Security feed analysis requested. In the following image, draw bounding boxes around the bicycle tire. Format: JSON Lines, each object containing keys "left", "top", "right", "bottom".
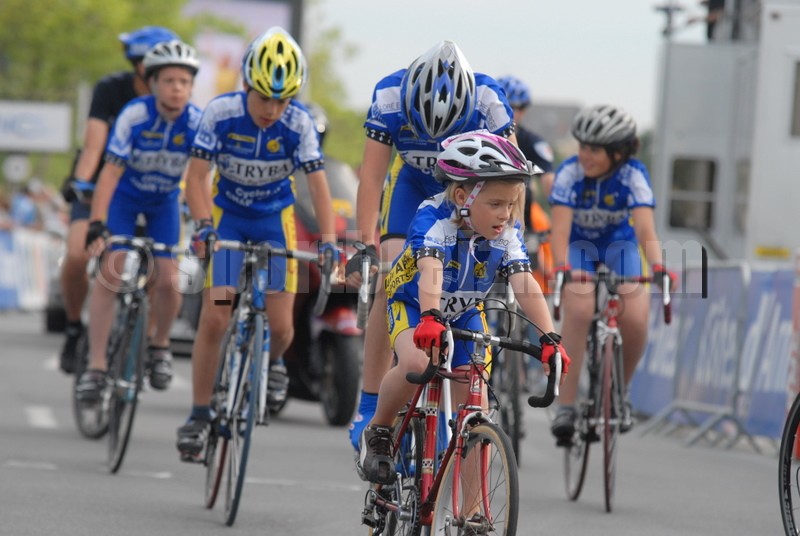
{"left": 432, "top": 422, "right": 519, "bottom": 536}
{"left": 564, "top": 326, "right": 597, "bottom": 502}
{"left": 72, "top": 332, "right": 109, "bottom": 439}
{"left": 601, "top": 336, "right": 622, "bottom": 513}
{"left": 205, "top": 325, "right": 235, "bottom": 509}
{"left": 319, "top": 332, "right": 362, "bottom": 426}
{"left": 223, "top": 312, "right": 264, "bottom": 526}
{"left": 779, "top": 392, "right": 800, "bottom": 535}
{"left": 494, "top": 349, "right": 524, "bottom": 466}
{"left": 107, "top": 298, "right": 147, "bottom": 474}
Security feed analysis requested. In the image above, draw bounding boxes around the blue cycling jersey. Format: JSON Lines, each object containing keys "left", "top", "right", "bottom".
{"left": 364, "top": 70, "right": 514, "bottom": 177}
{"left": 190, "top": 92, "right": 323, "bottom": 217}
{"left": 549, "top": 157, "right": 655, "bottom": 245}
{"left": 105, "top": 95, "right": 202, "bottom": 202}
{"left": 385, "top": 193, "right": 531, "bottom": 318}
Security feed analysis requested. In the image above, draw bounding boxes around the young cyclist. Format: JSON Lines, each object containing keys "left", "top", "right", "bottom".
{"left": 59, "top": 26, "right": 179, "bottom": 375}
{"left": 548, "top": 104, "right": 675, "bottom": 443}
{"left": 356, "top": 130, "right": 570, "bottom": 484}
{"left": 77, "top": 40, "right": 202, "bottom": 400}
{"left": 344, "top": 40, "right": 518, "bottom": 452}
{"left": 176, "top": 27, "right": 340, "bottom": 461}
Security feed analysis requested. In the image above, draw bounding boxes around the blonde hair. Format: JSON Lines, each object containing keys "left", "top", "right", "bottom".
{"left": 444, "top": 180, "right": 526, "bottom": 232}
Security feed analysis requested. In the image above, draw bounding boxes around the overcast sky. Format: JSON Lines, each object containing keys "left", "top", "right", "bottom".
{"left": 305, "top": 0, "right": 709, "bottom": 130}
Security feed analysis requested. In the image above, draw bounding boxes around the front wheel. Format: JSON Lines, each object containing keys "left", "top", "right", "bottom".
{"left": 432, "top": 422, "right": 519, "bottom": 536}
{"left": 223, "top": 313, "right": 264, "bottom": 527}
{"left": 601, "top": 337, "right": 623, "bottom": 513}
{"left": 107, "top": 299, "right": 147, "bottom": 474}
{"left": 319, "top": 332, "right": 362, "bottom": 426}
{"left": 205, "top": 324, "right": 235, "bottom": 509}
{"left": 779, "top": 392, "right": 800, "bottom": 535}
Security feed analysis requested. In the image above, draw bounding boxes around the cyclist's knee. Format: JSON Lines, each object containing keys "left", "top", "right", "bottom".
{"left": 269, "top": 322, "right": 294, "bottom": 348}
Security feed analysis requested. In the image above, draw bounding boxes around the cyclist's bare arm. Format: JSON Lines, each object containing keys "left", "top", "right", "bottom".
{"left": 306, "top": 168, "right": 337, "bottom": 244}
{"left": 89, "top": 161, "right": 124, "bottom": 223}
{"left": 183, "top": 156, "right": 214, "bottom": 222}
{"left": 74, "top": 118, "right": 110, "bottom": 180}
{"left": 549, "top": 205, "right": 574, "bottom": 267}
{"left": 355, "top": 138, "right": 392, "bottom": 246}
{"left": 631, "top": 206, "right": 663, "bottom": 266}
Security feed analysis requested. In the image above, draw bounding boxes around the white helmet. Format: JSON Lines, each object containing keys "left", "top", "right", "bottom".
{"left": 571, "top": 104, "right": 637, "bottom": 146}
{"left": 434, "top": 130, "right": 535, "bottom": 184}
{"left": 401, "top": 41, "right": 476, "bottom": 140}
{"left": 143, "top": 40, "right": 200, "bottom": 79}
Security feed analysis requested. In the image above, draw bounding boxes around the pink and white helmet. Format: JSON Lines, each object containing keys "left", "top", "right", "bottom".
{"left": 433, "top": 130, "right": 536, "bottom": 184}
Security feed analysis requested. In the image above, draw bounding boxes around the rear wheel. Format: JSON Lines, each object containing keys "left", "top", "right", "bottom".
{"left": 601, "top": 337, "right": 622, "bottom": 512}
{"left": 107, "top": 299, "right": 147, "bottom": 474}
{"left": 223, "top": 313, "right": 263, "bottom": 526}
{"left": 433, "top": 422, "right": 518, "bottom": 536}
{"left": 779, "top": 392, "right": 800, "bottom": 535}
{"left": 564, "top": 405, "right": 591, "bottom": 501}
{"left": 319, "top": 332, "right": 362, "bottom": 426}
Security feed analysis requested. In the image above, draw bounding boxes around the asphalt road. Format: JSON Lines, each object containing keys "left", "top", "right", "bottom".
{"left": 0, "top": 311, "right": 782, "bottom": 535}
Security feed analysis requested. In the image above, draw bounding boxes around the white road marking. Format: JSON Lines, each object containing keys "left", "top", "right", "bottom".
{"left": 43, "top": 354, "right": 59, "bottom": 372}
{"left": 124, "top": 470, "right": 173, "bottom": 479}
{"left": 25, "top": 405, "right": 58, "bottom": 429}
{"left": 4, "top": 460, "right": 57, "bottom": 471}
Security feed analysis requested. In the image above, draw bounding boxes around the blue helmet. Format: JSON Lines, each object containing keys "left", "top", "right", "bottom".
{"left": 119, "top": 26, "right": 179, "bottom": 61}
{"left": 496, "top": 76, "right": 531, "bottom": 109}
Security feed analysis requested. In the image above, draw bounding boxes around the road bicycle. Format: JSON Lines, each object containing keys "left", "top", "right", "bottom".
{"left": 73, "top": 235, "right": 179, "bottom": 473}
{"left": 360, "top": 319, "right": 562, "bottom": 536}
{"left": 554, "top": 264, "right": 671, "bottom": 512}
{"left": 201, "top": 238, "right": 333, "bottom": 526}
{"left": 779, "top": 391, "right": 800, "bottom": 534}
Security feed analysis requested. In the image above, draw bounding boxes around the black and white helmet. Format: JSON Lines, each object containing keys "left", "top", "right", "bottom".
{"left": 143, "top": 40, "right": 200, "bottom": 79}
{"left": 571, "top": 104, "right": 636, "bottom": 146}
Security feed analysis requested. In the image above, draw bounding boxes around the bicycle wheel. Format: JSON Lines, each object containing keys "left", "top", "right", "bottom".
{"left": 601, "top": 336, "right": 622, "bottom": 512}
{"left": 494, "top": 349, "right": 523, "bottom": 466}
{"left": 564, "top": 405, "right": 591, "bottom": 501}
{"left": 205, "top": 324, "right": 235, "bottom": 509}
{"left": 779, "top": 392, "right": 800, "bottom": 535}
{"left": 223, "top": 313, "right": 264, "bottom": 526}
{"left": 432, "top": 422, "right": 518, "bottom": 536}
{"left": 107, "top": 298, "right": 147, "bottom": 474}
{"left": 72, "top": 332, "right": 109, "bottom": 439}
{"left": 382, "top": 416, "right": 424, "bottom": 536}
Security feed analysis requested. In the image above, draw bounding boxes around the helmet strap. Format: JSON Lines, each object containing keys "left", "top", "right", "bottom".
{"left": 458, "top": 180, "right": 485, "bottom": 231}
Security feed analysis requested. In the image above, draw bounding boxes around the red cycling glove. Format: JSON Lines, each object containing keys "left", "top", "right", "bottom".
{"left": 652, "top": 263, "right": 678, "bottom": 291}
{"left": 539, "top": 332, "right": 571, "bottom": 376}
{"left": 413, "top": 309, "right": 447, "bottom": 354}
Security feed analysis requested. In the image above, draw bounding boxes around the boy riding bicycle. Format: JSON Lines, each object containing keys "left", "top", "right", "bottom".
{"left": 356, "top": 130, "right": 570, "bottom": 485}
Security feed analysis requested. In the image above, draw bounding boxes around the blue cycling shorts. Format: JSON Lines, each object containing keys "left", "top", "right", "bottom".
{"left": 386, "top": 300, "right": 491, "bottom": 369}
{"left": 207, "top": 204, "right": 298, "bottom": 292}
{"left": 379, "top": 156, "right": 445, "bottom": 242}
{"left": 568, "top": 239, "right": 644, "bottom": 277}
{"left": 106, "top": 191, "right": 180, "bottom": 258}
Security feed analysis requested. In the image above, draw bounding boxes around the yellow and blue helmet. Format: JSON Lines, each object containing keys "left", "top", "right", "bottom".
{"left": 241, "top": 27, "right": 306, "bottom": 99}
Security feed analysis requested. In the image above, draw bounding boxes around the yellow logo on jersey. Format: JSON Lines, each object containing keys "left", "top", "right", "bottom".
{"left": 474, "top": 261, "right": 487, "bottom": 278}
{"left": 446, "top": 260, "right": 460, "bottom": 270}
{"left": 172, "top": 133, "right": 185, "bottom": 146}
{"left": 604, "top": 193, "right": 616, "bottom": 207}
{"left": 141, "top": 130, "right": 164, "bottom": 139}
{"left": 384, "top": 247, "right": 417, "bottom": 300}
{"left": 267, "top": 138, "right": 282, "bottom": 153}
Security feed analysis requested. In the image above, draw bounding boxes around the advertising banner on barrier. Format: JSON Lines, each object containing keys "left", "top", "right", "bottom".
{"left": 0, "top": 231, "right": 18, "bottom": 309}
{"left": 740, "top": 269, "right": 794, "bottom": 438}
{"left": 674, "top": 265, "right": 745, "bottom": 409}
{"left": 630, "top": 291, "right": 683, "bottom": 416}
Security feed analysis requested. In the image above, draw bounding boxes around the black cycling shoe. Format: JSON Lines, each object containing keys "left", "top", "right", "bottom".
{"left": 147, "top": 346, "right": 173, "bottom": 391}
{"left": 357, "top": 424, "right": 396, "bottom": 485}
{"left": 60, "top": 321, "right": 84, "bottom": 374}
{"left": 551, "top": 406, "right": 577, "bottom": 447}
{"left": 176, "top": 419, "right": 210, "bottom": 462}
{"left": 76, "top": 369, "right": 107, "bottom": 403}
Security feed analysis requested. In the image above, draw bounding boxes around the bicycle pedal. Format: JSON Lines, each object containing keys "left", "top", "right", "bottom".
{"left": 179, "top": 452, "right": 204, "bottom": 464}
